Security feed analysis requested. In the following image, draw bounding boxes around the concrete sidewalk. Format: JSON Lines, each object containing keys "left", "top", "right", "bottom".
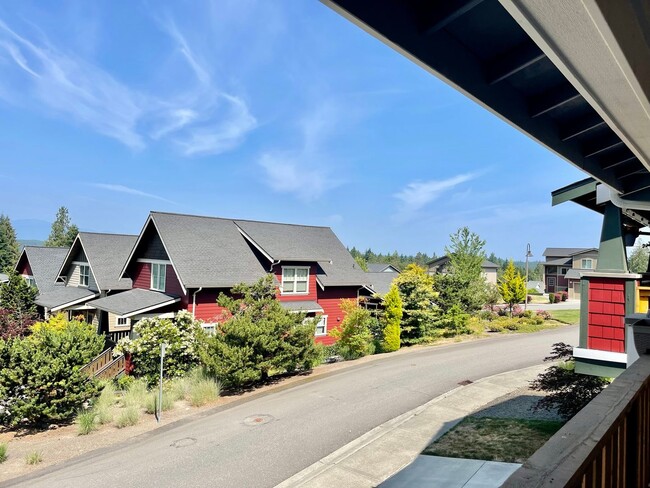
{"left": 276, "top": 364, "right": 547, "bottom": 488}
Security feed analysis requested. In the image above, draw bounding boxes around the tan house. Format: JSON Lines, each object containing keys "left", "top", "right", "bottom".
{"left": 426, "top": 256, "right": 499, "bottom": 284}
{"left": 543, "top": 247, "right": 599, "bottom": 299}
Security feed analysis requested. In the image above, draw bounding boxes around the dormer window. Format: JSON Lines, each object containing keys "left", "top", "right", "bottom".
{"left": 151, "top": 263, "right": 167, "bottom": 291}
{"left": 79, "top": 265, "right": 90, "bottom": 287}
{"left": 282, "top": 266, "right": 309, "bottom": 295}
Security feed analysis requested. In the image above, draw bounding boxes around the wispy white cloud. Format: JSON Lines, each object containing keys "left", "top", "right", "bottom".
{"left": 394, "top": 173, "right": 477, "bottom": 217}
{"left": 91, "top": 183, "right": 177, "bottom": 204}
{"left": 0, "top": 15, "right": 256, "bottom": 156}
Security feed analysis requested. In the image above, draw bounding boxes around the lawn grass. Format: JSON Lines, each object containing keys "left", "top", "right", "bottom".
{"left": 549, "top": 309, "right": 580, "bottom": 324}
{"left": 423, "top": 417, "right": 564, "bottom": 463}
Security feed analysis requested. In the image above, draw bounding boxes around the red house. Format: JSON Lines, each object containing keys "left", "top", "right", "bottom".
{"left": 87, "top": 211, "right": 373, "bottom": 344}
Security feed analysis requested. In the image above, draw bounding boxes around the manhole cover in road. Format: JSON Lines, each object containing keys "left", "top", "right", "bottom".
{"left": 458, "top": 380, "right": 473, "bottom": 386}
{"left": 171, "top": 437, "right": 197, "bottom": 448}
{"left": 243, "top": 414, "right": 275, "bottom": 426}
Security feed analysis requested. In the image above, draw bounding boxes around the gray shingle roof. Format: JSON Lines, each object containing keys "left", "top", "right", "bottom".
{"left": 35, "top": 286, "right": 97, "bottom": 310}
{"left": 482, "top": 260, "right": 499, "bottom": 269}
{"left": 544, "top": 258, "right": 572, "bottom": 266}
{"left": 367, "top": 263, "right": 400, "bottom": 273}
{"left": 428, "top": 256, "right": 499, "bottom": 270}
{"left": 279, "top": 300, "right": 324, "bottom": 313}
{"left": 18, "top": 246, "right": 69, "bottom": 293}
{"left": 366, "top": 272, "right": 397, "bottom": 296}
{"left": 542, "top": 247, "right": 598, "bottom": 257}
{"left": 141, "top": 212, "right": 370, "bottom": 289}
{"left": 78, "top": 233, "right": 137, "bottom": 291}
{"left": 87, "top": 288, "right": 180, "bottom": 317}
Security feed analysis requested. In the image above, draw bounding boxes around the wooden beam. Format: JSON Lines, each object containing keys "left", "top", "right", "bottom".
{"left": 486, "top": 42, "right": 546, "bottom": 85}
{"left": 423, "top": 0, "right": 485, "bottom": 36}
{"left": 601, "top": 154, "right": 637, "bottom": 170}
{"left": 584, "top": 140, "right": 625, "bottom": 158}
{"left": 530, "top": 84, "right": 582, "bottom": 118}
{"left": 559, "top": 114, "right": 607, "bottom": 141}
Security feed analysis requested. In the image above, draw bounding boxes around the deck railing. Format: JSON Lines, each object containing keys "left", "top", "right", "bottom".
{"left": 503, "top": 355, "right": 650, "bottom": 487}
{"left": 95, "top": 355, "right": 125, "bottom": 380}
{"left": 79, "top": 348, "right": 113, "bottom": 377}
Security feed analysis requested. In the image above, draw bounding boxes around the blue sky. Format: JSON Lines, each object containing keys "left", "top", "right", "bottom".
{"left": 0, "top": 0, "right": 601, "bottom": 259}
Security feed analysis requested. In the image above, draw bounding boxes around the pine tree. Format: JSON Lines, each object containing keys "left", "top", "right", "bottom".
{"left": 0, "top": 214, "right": 20, "bottom": 273}
{"left": 393, "top": 264, "right": 440, "bottom": 344}
{"left": 628, "top": 245, "right": 650, "bottom": 274}
{"left": 0, "top": 271, "right": 38, "bottom": 338}
{"left": 499, "top": 260, "right": 526, "bottom": 315}
{"left": 45, "top": 207, "right": 79, "bottom": 248}
{"left": 381, "top": 284, "right": 402, "bottom": 352}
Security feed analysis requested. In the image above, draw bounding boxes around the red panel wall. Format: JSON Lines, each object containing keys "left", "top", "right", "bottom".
{"left": 587, "top": 278, "right": 626, "bottom": 353}
{"left": 316, "top": 286, "right": 358, "bottom": 345}
{"left": 132, "top": 262, "right": 151, "bottom": 290}
{"left": 187, "top": 289, "right": 230, "bottom": 322}
{"left": 133, "top": 262, "right": 188, "bottom": 306}
{"left": 17, "top": 258, "right": 33, "bottom": 276}
{"left": 273, "top": 262, "right": 318, "bottom": 302}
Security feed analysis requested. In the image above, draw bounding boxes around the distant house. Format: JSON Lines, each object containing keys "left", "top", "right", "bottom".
{"left": 15, "top": 246, "right": 70, "bottom": 315}
{"left": 87, "top": 212, "right": 373, "bottom": 345}
{"left": 527, "top": 281, "right": 544, "bottom": 294}
{"left": 542, "top": 247, "right": 599, "bottom": 299}
{"left": 39, "top": 233, "right": 138, "bottom": 329}
{"left": 366, "top": 263, "right": 400, "bottom": 296}
{"left": 426, "top": 256, "right": 499, "bottom": 284}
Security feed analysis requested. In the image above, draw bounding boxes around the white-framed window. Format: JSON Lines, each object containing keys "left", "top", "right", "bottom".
{"left": 201, "top": 323, "right": 217, "bottom": 335}
{"left": 79, "top": 265, "right": 90, "bottom": 287}
{"left": 281, "top": 266, "right": 309, "bottom": 295}
{"left": 560, "top": 267, "right": 569, "bottom": 275}
{"left": 315, "top": 315, "right": 328, "bottom": 336}
{"left": 548, "top": 277, "right": 556, "bottom": 287}
{"left": 23, "top": 275, "right": 36, "bottom": 288}
{"left": 151, "top": 263, "right": 166, "bottom": 291}
{"left": 581, "top": 259, "right": 593, "bottom": 269}
{"left": 116, "top": 317, "right": 130, "bottom": 327}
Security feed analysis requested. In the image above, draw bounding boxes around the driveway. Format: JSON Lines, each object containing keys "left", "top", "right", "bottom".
{"left": 529, "top": 299, "right": 580, "bottom": 311}
{"left": 5, "top": 326, "right": 578, "bottom": 488}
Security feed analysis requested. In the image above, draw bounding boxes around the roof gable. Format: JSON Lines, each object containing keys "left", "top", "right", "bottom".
{"left": 17, "top": 246, "right": 69, "bottom": 293}
{"left": 542, "top": 247, "right": 598, "bottom": 258}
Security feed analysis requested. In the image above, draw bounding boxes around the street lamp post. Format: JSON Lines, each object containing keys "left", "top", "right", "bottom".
{"left": 525, "top": 244, "right": 533, "bottom": 311}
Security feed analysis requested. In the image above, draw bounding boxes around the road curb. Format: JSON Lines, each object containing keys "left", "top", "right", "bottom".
{"left": 275, "top": 363, "right": 548, "bottom": 488}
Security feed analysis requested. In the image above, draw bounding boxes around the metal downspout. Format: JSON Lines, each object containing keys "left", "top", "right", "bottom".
{"left": 192, "top": 287, "right": 203, "bottom": 318}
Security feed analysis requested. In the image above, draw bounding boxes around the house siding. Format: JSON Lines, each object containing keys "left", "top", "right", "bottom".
{"left": 188, "top": 289, "right": 230, "bottom": 322}
{"left": 17, "top": 258, "right": 33, "bottom": 277}
{"left": 132, "top": 262, "right": 151, "bottom": 289}
{"left": 67, "top": 262, "right": 98, "bottom": 291}
{"left": 316, "top": 286, "right": 359, "bottom": 345}
{"left": 273, "top": 262, "right": 318, "bottom": 302}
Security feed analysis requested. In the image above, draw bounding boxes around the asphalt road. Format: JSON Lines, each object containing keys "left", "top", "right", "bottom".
{"left": 7, "top": 326, "right": 578, "bottom": 488}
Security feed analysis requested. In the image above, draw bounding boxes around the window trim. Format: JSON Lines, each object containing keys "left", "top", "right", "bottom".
{"left": 315, "top": 315, "right": 328, "bottom": 336}
{"left": 581, "top": 258, "right": 593, "bottom": 269}
{"left": 560, "top": 267, "right": 569, "bottom": 275}
{"left": 79, "top": 264, "right": 90, "bottom": 287}
{"left": 151, "top": 262, "right": 167, "bottom": 292}
{"left": 116, "top": 317, "right": 130, "bottom": 328}
{"left": 281, "top": 266, "right": 310, "bottom": 295}
{"left": 548, "top": 277, "right": 556, "bottom": 287}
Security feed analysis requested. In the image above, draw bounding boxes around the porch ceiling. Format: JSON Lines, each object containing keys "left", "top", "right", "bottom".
{"left": 321, "top": 0, "right": 650, "bottom": 197}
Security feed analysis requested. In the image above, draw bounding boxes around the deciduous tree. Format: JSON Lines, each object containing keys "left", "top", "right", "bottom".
{"left": 498, "top": 260, "right": 526, "bottom": 316}
{"left": 628, "top": 245, "right": 649, "bottom": 274}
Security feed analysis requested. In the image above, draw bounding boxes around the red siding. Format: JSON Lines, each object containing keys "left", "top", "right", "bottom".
{"left": 165, "top": 264, "right": 187, "bottom": 306}
{"left": 18, "top": 258, "right": 33, "bottom": 276}
{"left": 188, "top": 289, "right": 230, "bottom": 322}
{"left": 132, "top": 262, "right": 151, "bottom": 290}
{"left": 132, "top": 262, "right": 188, "bottom": 306}
{"left": 273, "top": 263, "right": 319, "bottom": 302}
{"left": 587, "top": 278, "right": 626, "bottom": 353}
{"left": 316, "top": 286, "right": 359, "bottom": 345}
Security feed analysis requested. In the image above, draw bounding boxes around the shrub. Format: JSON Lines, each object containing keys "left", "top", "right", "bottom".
{"left": 114, "top": 375, "right": 134, "bottom": 391}
{"left": 380, "top": 285, "right": 402, "bottom": 352}
{"left": 536, "top": 310, "right": 552, "bottom": 320}
{"left": 531, "top": 343, "right": 609, "bottom": 420}
{"left": 560, "top": 291, "right": 568, "bottom": 302}
{"left": 549, "top": 293, "right": 555, "bottom": 304}
{"left": 440, "top": 305, "right": 471, "bottom": 336}
{"left": 145, "top": 391, "right": 175, "bottom": 414}
{"left": 25, "top": 451, "right": 42, "bottom": 465}
{"left": 520, "top": 310, "right": 533, "bottom": 319}
{"left": 477, "top": 309, "right": 497, "bottom": 321}
{"left": 0, "top": 319, "right": 104, "bottom": 427}
{"left": 511, "top": 304, "right": 523, "bottom": 317}
{"left": 0, "top": 443, "right": 6, "bottom": 463}
{"left": 116, "top": 406, "right": 140, "bottom": 428}
{"left": 122, "top": 379, "right": 148, "bottom": 409}
{"left": 115, "top": 311, "right": 204, "bottom": 385}
{"left": 483, "top": 283, "right": 501, "bottom": 307}
{"left": 201, "top": 275, "right": 319, "bottom": 388}
{"left": 486, "top": 322, "right": 505, "bottom": 333}
{"left": 499, "top": 260, "right": 526, "bottom": 315}
{"left": 329, "top": 299, "right": 374, "bottom": 359}
{"left": 76, "top": 409, "right": 98, "bottom": 435}
{"left": 527, "top": 288, "right": 541, "bottom": 295}
{"left": 188, "top": 376, "right": 221, "bottom": 407}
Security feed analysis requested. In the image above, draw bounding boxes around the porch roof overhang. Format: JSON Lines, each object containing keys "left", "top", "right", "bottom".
{"left": 322, "top": 0, "right": 650, "bottom": 196}
{"left": 86, "top": 288, "right": 181, "bottom": 318}
{"left": 35, "top": 286, "right": 99, "bottom": 312}
{"left": 280, "top": 300, "right": 324, "bottom": 313}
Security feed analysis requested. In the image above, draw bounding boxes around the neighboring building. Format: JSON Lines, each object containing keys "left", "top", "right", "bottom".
{"left": 88, "top": 212, "right": 373, "bottom": 345}
{"left": 366, "top": 263, "right": 400, "bottom": 296}
{"left": 14, "top": 246, "right": 70, "bottom": 315}
{"left": 0, "top": 273, "right": 8, "bottom": 283}
{"left": 542, "top": 247, "right": 599, "bottom": 298}
{"left": 37, "top": 233, "right": 138, "bottom": 330}
{"left": 426, "top": 256, "right": 499, "bottom": 285}
{"left": 366, "top": 263, "right": 400, "bottom": 274}
{"left": 527, "top": 281, "right": 544, "bottom": 294}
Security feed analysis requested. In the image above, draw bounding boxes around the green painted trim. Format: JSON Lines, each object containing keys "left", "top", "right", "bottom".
{"left": 575, "top": 358, "right": 625, "bottom": 378}
{"left": 625, "top": 280, "right": 637, "bottom": 316}
{"left": 596, "top": 203, "right": 629, "bottom": 273}
{"left": 551, "top": 178, "right": 597, "bottom": 206}
{"left": 579, "top": 278, "right": 589, "bottom": 348}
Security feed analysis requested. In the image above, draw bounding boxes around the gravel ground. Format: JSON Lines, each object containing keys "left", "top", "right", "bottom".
{"left": 471, "top": 386, "right": 563, "bottom": 422}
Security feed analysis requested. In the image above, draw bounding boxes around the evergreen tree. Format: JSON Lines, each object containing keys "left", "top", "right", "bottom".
{"left": 0, "top": 271, "right": 38, "bottom": 338}
{"left": 381, "top": 284, "right": 402, "bottom": 352}
{"left": 393, "top": 264, "right": 440, "bottom": 344}
{"left": 354, "top": 255, "right": 369, "bottom": 271}
{"left": 499, "top": 260, "right": 526, "bottom": 315}
{"left": 45, "top": 207, "right": 79, "bottom": 248}
{"left": 628, "top": 245, "right": 650, "bottom": 274}
{"left": 0, "top": 214, "right": 20, "bottom": 273}
{"left": 435, "top": 227, "right": 487, "bottom": 313}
